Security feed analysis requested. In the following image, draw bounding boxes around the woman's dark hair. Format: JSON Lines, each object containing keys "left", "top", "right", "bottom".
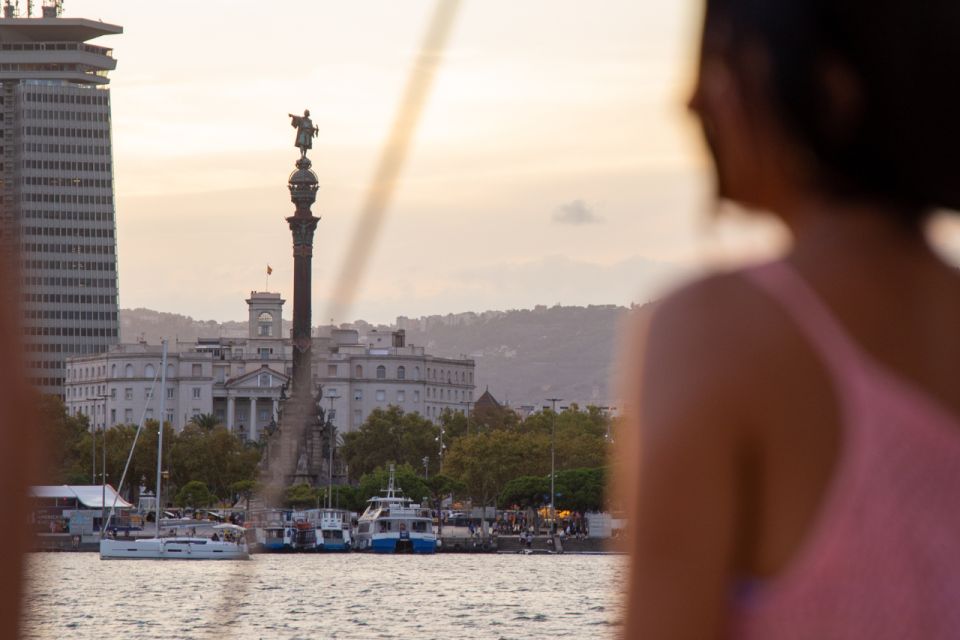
{"left": 705, "top": 0, "right": 960, "bottom": 218}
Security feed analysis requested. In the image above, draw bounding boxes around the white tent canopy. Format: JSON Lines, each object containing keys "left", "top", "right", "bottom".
{"left": 31, "top": 485, "right": 132, "bottom": 509}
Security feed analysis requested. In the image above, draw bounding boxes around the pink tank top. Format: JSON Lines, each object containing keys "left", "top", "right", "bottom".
{"left": 731, "top": 261, "right": 960, "bottom": 639}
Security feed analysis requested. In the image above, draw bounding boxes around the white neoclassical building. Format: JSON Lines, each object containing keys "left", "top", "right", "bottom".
{"left": 314, "top": 328, "right": 476, "bottom": 432}
{"left": 65, "top": 292, "right": 476, "bottom": 438}
{"left": 65, "top": 291, "right": 291, "bottom": 439}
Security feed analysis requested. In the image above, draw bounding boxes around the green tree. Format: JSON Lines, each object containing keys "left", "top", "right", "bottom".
{"left": 340, "top": 407, "right": 440, "bottom": 479}
{"left": 175, "top": 480, "right": 213, "bottom": 508}
{"left": 315, "top": 484, "right": 365, "bottom": 512}
{"left": 230, "top": 479, "right": 259, "bottom": 509}
{"left": 284, "top": 483, "right": 320, "bottom": 509}
{"left": 188, "top": 413, "right": 220, "bottom": 430}
{"left": 37, "top": 395, "right": 90, "bottom": 484}
{"left": 168, "top": 424, "right": 260, "bottom": 500}
{"left": 553, "top": 467, "right": 606, "bottom": 512}
{"left": 426, "top": 474, "right": 466, "bottom": 502}
{"left": 438, "top": 408, "right": 470, "bottom": 442}
{"left": 499, "top": 475, "right": 550, "bottom": 509}
{"left": 444, "top": 430, "right": 546, "bottom": 511}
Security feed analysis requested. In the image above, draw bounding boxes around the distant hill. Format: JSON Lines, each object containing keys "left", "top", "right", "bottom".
{"left": 120, "top": 304, "right": 648, "bottom": 408}
{"left": 120, "top": 308, "right": 290, "bottom": 344}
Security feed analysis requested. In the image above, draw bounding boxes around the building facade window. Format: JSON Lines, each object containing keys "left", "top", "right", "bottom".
{"left": 124, "top": 363, "right": 133, "bottom": 378}
{"left": 124, "top": 408, "right": 132, "bottom": 422}
{"left": 124, "top": 387, "right": 132, "bottom": 400}
{"left": 192, "top": 387, "right": 201, "bottom": 399}
{"left": 414, "top": 366, "right": 420, "bottom": 380}
{"left": 354, "top": 389, "right": 363, "bottom": 401}
{"left": 355, "top": 365, "right": 363, "bottom": 378}
{"left": 167, "top": 387, "right": 174, "bottom": 399}
{"left": 376, "top": 365, "right": 386, "bottom": 379}
{"left": 375, "top": 389, "right": 386, "bottom": 402}
{"left": 397, "top": 366, "right": 405, "bottom": 380}
{"left": 145, "top": 363, "right": 155, "bottom": 379}
{"left": 413, "top": 390, "right": 420, "bottom": 403}
{"left": 328, "top": 364, "right": 338, "bottom": 376}
{"left": 191, "top": 363, "right": 202, "bottom": 376}
{"left": 397, "top": 390, "right": 405, "bottom": 403}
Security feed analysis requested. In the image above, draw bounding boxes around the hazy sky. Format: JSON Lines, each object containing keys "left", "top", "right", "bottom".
{"left": 71, "top": 0, "right": 793, "bottom": 324}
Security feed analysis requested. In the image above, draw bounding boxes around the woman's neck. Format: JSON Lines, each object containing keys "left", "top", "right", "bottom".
{"left": 777, "top": 194, "right": 931, "bottom": 268}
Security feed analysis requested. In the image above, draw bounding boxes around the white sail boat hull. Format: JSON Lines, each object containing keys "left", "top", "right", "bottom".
{"left": 100, "top": 537, "right": 250, "bottom": 560}
{"left": 99, "top": 340, "right": 250, "bottom": 561}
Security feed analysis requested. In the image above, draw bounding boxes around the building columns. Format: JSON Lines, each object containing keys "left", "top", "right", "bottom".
{"left": 226, "top": 394, "right": 236, "bottom": 432}
{"left": 249, "top": 397, "right": 258, "bottom": 442}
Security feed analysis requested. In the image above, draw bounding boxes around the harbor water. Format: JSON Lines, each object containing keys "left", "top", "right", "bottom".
{"left": 23, "top": 553, "right": 625, "bottom": 639}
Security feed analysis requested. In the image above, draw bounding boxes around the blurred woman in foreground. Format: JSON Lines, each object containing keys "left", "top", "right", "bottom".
{"left": 0, "top": 243, "right": 39, "bottom": 638}
{"left": 623, "top": 1, "right": 960, "bottom": 638}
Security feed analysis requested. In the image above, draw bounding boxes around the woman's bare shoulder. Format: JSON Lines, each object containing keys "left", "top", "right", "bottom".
{"left": 646, "top": 268, "right": 788, "bottom": 381}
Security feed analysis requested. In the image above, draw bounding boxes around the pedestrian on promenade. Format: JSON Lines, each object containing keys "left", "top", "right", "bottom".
{"left": 621, "top": 1, "right": 960, "bottom": 638}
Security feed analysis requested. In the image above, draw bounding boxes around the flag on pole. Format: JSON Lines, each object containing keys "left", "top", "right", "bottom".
{"left": 267, "top": 265, "right": 273, "bottom": 275}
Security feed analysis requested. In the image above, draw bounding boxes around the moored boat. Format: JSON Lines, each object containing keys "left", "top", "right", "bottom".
{"left": 354, "top": 465, "right": 436, "bottom": 554}
{"left": 319, "top": 508, "right": 352, "bottom": 551}
{"left": 100, "top": 524, "right": 250, "bottom": 560}
{"left": 99, "top": 340, "right": 250, "bottom": 561}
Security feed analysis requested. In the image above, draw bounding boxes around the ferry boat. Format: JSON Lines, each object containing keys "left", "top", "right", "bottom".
{"left": 354, "top": 466, "right": 436, "bottom": 554}
{"left": 261, "top": 522, "right": 294, "bottom": 552}
{"left": 291, "top": 515, "right": 321, "bottom": 552}
{"left": 318, "top": 509, "right": 353, "bottom": 551}
{"left": 250, "top": 509, "right": 308, "bottom": 552}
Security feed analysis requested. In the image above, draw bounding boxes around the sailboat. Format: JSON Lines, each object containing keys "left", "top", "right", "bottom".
{"left": 100, "top": 340, "right": 250, "bottom": 560}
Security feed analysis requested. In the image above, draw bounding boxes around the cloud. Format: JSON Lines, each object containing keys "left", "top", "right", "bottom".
{"left": 553, "top": 199, "right": 603, "bottom": 225}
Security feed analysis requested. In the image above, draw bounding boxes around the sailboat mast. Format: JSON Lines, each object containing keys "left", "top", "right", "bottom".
{"left": 155, "top": 339, "right": 168, "bottom": 535}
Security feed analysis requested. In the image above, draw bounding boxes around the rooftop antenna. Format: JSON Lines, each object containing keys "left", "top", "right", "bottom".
{"left": 40, "top": 0, "right": 61, "bottom": 17}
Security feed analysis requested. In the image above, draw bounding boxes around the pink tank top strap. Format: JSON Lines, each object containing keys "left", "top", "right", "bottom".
{"left": 743, "top": 260, "right": 865, "bottom": 382}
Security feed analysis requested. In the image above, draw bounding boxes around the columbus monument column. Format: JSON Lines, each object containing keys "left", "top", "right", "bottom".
{"left": 286, "top": 109, "right": 320, "bottom": 395}
{"left": 261, "top": 110, "right": 323, "bottom": 492}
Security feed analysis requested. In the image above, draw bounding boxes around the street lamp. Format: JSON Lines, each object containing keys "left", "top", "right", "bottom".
{"left": 435, "top": 425, "right": 446, "bottom": 474}
{"left": 87, "top": 393, "right": 110, "bottom": 536}
{"left": 459, "top": 400, "right": 472, "bottom": 435}
{"left": 545, "top": 397, "right": 563, "bottom": 532}
{"left": 326, "top": 393, "right": 340, "bottom": 509}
